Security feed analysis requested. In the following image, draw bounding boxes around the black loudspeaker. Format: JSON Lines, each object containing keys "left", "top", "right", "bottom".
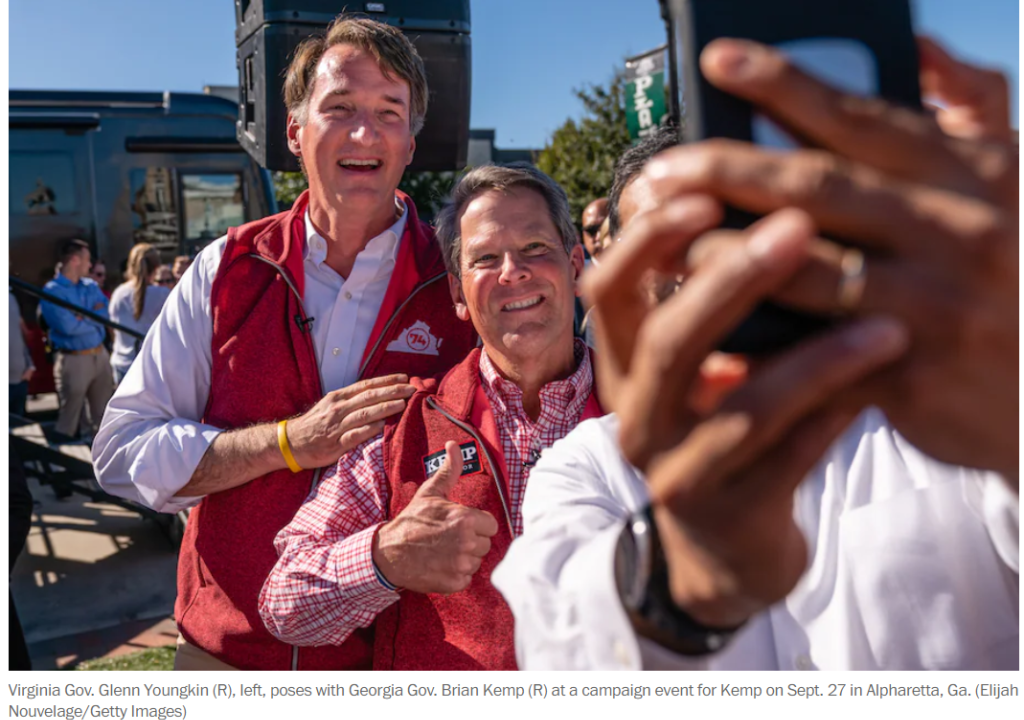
{"left": 234, "top": 1, "right": 471, "bottom": 172}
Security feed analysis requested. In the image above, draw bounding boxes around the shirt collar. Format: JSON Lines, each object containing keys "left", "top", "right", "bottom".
{"left": 302, "top": 197, "right": 407, "bottom": 269}
{"left": 478, "top": 339, "right": 593, "bottom": 420}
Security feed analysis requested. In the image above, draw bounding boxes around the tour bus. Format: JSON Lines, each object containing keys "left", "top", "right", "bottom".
{"left": 9, "top": 89, "right": 277, "bottom": 392}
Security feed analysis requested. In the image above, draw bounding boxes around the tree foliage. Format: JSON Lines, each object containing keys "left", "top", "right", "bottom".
{"left": 536, "top": 72, "right": 632, "bottom": 225}
{"left": 271, "top": 170, "right": 456, "bottom": 222}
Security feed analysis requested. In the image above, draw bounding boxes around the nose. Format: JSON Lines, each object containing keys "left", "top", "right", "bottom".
{"left": 349, "top": 111, "right": 380, "bottom": 146}
{"left": 498, "top": 252, "right": 531, "bottom": 285}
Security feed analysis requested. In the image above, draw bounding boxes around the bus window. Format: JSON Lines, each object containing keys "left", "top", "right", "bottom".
{"left": 10, "top": 151, "right": 79, "bottom": 215}
{"left": 131, "top": 167, "right": 179, "bottom": 253}
{"left": 182, "top": 173, "right": 244, "bottom": 253}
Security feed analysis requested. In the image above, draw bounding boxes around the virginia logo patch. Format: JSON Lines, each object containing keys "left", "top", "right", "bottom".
{"left": 387, "top": 320, "right": 442, "bottom": 356}
{"left": 423, "top": 440, "right": 482, "bottom": 478}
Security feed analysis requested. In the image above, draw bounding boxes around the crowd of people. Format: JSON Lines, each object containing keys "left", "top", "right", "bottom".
{"left": 9, "top": 12, "right": 1014, "bottom": 672}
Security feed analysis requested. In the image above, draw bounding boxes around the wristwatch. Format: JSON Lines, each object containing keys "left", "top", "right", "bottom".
{"left": 614, "top": 504, "right": 742, "bottom": 656}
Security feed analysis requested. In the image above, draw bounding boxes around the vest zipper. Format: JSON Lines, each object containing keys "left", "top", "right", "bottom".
{"left": 358, "top": 272, "right": 448, "bottom": 379}
{"left": 247, "top": 253, "right": 325, "bottom": 671}
{"left": 425, "top": 397, "right": 515, "bottom": 540}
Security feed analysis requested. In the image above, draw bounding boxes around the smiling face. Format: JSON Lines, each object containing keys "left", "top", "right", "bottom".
{"left": 287, "top": 43, "right": 416, "bottom": 218}
{"left": 449, "top": 186, "right": 584, "bottom": 368}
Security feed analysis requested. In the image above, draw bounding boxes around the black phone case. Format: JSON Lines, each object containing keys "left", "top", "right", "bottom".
{"left": 671, "top": 0, "right": 921, "bottom": 354}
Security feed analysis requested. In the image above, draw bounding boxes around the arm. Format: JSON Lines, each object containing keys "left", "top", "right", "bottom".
{"left": 493, "top": 417, "right": 707, "bottom": 670}
{"left": 39, "top": 286, "right": 99, "bottom": 338}
{"left": 92, "top": 241, "right": 225, "bottom": 512}
{"left": 259, "top": 435, "right": 398, "bottom": 646}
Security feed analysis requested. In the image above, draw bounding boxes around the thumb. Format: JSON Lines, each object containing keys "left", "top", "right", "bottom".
{"left": 418, "top": 441, "right": 463, "bottom": 499}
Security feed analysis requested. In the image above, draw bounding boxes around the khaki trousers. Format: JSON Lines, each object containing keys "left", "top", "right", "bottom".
{"left": 173, "top": 635, "right": 237, "bottom": 671}
{"left": 54, "top": 347, "right": 114, "bottom": 437}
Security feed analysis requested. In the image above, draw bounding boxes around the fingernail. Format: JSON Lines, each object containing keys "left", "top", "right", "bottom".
{"left": 709, "top": 42, "right": 754, "bottom": 81}
{"left": 844, "top": 317, "right": 909, "bottom": 354}
{"left": 747, "top": 211, "right": 812, "bottom": 262}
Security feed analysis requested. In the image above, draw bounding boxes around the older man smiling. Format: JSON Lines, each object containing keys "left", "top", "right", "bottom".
{"left": 259, "top": 163, "right": 603, "bottom": 670}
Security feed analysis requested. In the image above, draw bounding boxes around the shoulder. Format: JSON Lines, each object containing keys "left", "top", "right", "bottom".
{"left": 533, "top": 414, "right": 634, "bottom": 492}
{"left": 110, "top": 283, "right": 132, "bottom": 303}
{"left": 148, "top": 284, "right": 172, "bottom": 302}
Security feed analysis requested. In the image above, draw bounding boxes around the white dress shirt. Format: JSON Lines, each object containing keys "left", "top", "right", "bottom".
{"left": 491, "top": 409, "right": 1019, "bottom": 671}
{"left": 93, "top": 205, "right": 407, "bottom": 514}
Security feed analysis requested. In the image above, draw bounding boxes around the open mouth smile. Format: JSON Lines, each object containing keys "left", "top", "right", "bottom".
{"left": 338, "top": 158, "right": 383, "bottom": 173}
{"left": 502, "top": 295, "right": 544, "bottom": 312}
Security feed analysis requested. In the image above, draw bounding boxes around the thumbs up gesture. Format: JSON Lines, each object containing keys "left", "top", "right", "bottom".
{"left": 372, "top": 441, "right": 500, "bottom": 594}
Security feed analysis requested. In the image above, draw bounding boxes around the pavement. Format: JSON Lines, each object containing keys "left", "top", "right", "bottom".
{"left": 11, "top": 396, "right": 181, "bottom": 669}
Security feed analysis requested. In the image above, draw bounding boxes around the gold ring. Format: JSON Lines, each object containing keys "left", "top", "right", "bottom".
{"left": 837, "top": 248, "right": 867, "bottom": 313}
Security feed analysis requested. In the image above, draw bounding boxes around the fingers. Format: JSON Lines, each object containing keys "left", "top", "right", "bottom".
{"left": 918, "top": 36, "right": 1012, "bottom": 143}
{"left": 699, "top": 39, "right": 972, "bottom": 189}
{"left": 468, "top": 509, "right": 499, "bottom": 538}
{"left": 650, "top": 316, "right": 907, "bottom": 508}
{"left": 330, "top": 374, "right": 411, "bottom": 401}
{"left": 618, "top": 209, "right": 815, "bottom": 469}
{"left": 338, "top": 421, "right": 385, "bottom": 455}
{"left": 417, "top": 441, "right": 462, "bottom": 498}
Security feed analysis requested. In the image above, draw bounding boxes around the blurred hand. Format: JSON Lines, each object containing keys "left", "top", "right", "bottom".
{"left": 644, "top": 37, "right": 1018, "bottom": 485}
{"left": 21, "top": 368, "right": 34, "bottom": 382}
{"left": 586, "top": 206, "right": 908, "bottom": 627}
{"left": 373, "top": 441, "right": 499, "bottom": 594}
{"left": 286, "top": 374, "right": 415, "bottom": 470}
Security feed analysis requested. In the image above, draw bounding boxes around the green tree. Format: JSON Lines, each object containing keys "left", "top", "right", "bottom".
{"left": 536, "top": 71, "right": 632, "bottom": 224}
{"left": 271, "top": 170, "right": 456, "bottom": 222}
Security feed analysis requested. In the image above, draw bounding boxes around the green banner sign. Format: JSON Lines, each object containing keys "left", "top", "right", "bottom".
{"left": 625, "top": 46, "right": 668, "bottom": 144}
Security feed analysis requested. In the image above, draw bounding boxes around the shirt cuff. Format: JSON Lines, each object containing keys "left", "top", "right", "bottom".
{"left": 331, "top": 523, "right": 400, "bottom": 604}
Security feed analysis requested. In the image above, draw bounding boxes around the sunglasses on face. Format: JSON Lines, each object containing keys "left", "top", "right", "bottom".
{"left": 583, "top": 223, "right": 603, "bottom": 237}
{"left": 157, "top": 278, "right": 174, "bottom": 285}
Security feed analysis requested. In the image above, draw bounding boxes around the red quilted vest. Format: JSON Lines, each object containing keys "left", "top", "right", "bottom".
{"left": 175, "top": 190, "right": 477, "bottom": 670}
{"left": 374, "top": 348, "right": 601, "bottom": 670}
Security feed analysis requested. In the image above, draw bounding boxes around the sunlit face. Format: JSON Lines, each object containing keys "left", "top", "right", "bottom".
{"left": 287, "top": 44, "right": 416, "bottom": 215}
{"left": 449, "top": 187, "right": 584, "bottom": 365}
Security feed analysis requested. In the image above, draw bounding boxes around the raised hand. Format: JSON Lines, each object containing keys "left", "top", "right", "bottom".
{"left": 372, "top": 441, "right": 499, "bottom": 594}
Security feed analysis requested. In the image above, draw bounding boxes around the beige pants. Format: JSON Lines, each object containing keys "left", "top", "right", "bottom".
{"left": 54, "top": 347, "right": 114, "bottom": 437}
{"left": 173, "top": 635, "right": 237, "bottom": 671}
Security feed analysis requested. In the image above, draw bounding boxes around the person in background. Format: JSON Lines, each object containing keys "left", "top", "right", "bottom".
{"left": 172, "top": 256, "right": 192, "bottom": 285}
{"left": 40, "top": 239, "right": 113, "bottom": 441}
{"left": 153, "top": 264, "right": 175, "bottom": 289}
{"left": 108, "top": 244, "right": 172, "bottom": 385}
{"left": 580, "top": 198, "right": 609, "bottom": 263}
{"left": 260, "top": 163, "right": 598, "bottom": 670}
{"left": 89, "top": 259, "right": 110, "bottom": 298}
{"left": 9, "top": 292, "right": 36, "bottom": 418}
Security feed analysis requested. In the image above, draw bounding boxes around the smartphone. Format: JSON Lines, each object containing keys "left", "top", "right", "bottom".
{"left": 666, "top": 0, "right": 921, "bottom": 354}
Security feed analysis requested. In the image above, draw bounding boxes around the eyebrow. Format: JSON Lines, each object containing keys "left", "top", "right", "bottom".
{"left": 323, "top": 89, "right": 407, "bottom": 107}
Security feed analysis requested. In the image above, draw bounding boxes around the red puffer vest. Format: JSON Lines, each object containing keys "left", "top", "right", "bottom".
{"left": 373, "top": 348, "right": 601, "bottom": 670}
{"left": 175, "top": 190, "right": 477, "bottom": 670}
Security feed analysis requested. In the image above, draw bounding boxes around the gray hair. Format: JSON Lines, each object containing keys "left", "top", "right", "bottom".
{"left": 435, "top": 163, "right": 579, "bottom": 278}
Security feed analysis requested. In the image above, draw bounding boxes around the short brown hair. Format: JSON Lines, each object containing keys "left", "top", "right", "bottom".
{"left": 435, "top": 164, "right": 580, "bottom": 279}
{"left": 284, "top": 15, "right": 428, "bottom": 135}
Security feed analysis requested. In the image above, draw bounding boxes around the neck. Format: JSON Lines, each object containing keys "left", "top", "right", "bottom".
{"left": 308, "top": 193, "right": 398, "bottom": 279}
{"left": 61, "top": 267, "right": 82, "bottom": 284}
{"left": 485, "top": 339, "right": 577, "bottom": 421}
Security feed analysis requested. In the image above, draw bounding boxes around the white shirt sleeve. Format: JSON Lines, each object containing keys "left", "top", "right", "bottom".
{"left": 493, "top": 415, "right": 709, "bottom": 670}
{"left": 92, "top": 238, "right": 227, "bottom": 513}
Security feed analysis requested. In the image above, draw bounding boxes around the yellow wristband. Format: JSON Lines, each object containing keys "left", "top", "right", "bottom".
{"left": 277, "top": 420, "right": 303, "bottom": 473}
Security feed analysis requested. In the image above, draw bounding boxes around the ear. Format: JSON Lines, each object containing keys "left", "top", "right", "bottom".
{"left": 286, "top": 112, "right": 303, "bottom": 158}
{"left": 447, "top": 273, "right": 470, "bottom": 323}
{"left": 569, "top": 244, "right": 586, "bottom": 298}
{"left": 405, "top": 135, "right": 417, "bottom": 168}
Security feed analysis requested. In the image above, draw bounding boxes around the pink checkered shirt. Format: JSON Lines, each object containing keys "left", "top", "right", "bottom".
{"left": 258, "top": 340, "right": 593, "bottom": 647}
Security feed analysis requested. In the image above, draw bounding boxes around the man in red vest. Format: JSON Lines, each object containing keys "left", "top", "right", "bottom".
{"left": 93, "top": 16, "right": 476, "bottom": 670}
{"left": 260, "top": 163, "right": 602, "bottom": 670}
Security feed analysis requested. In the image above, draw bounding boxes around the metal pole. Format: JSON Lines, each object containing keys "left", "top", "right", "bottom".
{"left": 9, "top": 275, "right": 145, "bottom": 339}
{"left": 659, "top": 0, "right": 682, "bottom": 128}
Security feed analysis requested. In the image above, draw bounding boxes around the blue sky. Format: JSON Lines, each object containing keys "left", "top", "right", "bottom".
{"left": 8, "top": 0, "right": 1019, "bottom": 148}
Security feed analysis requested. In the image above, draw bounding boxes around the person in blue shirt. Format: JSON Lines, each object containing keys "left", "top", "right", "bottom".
{"left": 40, "top": 239, "right": 114, "bottom": 440}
